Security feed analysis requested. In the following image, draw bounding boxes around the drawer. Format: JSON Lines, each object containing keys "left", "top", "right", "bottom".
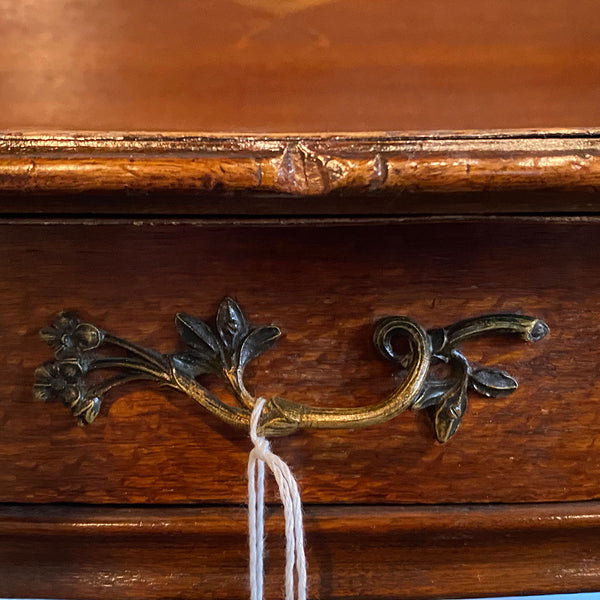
{"left": 1, "top": 219, "right": 597, "bottom": 506}
{"left": 2, "top": 130, "right": 600, "bottom": 600}
{"left": 4, "top": 0, "right": 600, "bottom": 594}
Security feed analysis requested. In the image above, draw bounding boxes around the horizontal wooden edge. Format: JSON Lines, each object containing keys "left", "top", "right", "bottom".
{"left": 2, "top": 502, "right": 600, "bottom": 599}
{"left": 3, "top": 214, "right": 600, "bottom": 226}
{"left": 0, "top": 129, "right": 600, "bottom": 202}
{"left": 2, "top": 502, "right": 600, "bottom": 537}
{"left": 3, "top": 128, "right": 600, "bottom": 149}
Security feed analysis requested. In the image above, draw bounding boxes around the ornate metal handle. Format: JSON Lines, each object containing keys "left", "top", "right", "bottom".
{"left": 33, "top": 298, "right": 549, "bottom": 442}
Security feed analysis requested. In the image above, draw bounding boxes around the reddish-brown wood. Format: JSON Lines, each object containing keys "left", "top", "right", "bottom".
{"left": 1, "top": 131, "right": 600, "bottom": 214}
{"left": 1, "top": 219, "right": 599, "bottom": 504}
{"left": 1, "top": 0, "right": 600, "bottom": 132}
{"left": 1, "top": 503, "right": 600, "bottom": 599}
{"left": 3, "top": 3, "right": 600, "bottom": 596}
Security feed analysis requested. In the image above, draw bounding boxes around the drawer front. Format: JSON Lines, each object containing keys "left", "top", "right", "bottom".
{"left": 1, "top": 219, "right": 597, "bottom": 505}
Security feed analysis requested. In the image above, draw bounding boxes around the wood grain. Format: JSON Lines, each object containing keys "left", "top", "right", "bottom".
{"left": 1, "top": 502, "right": 600, "bottom": 599}
{"left": 1, "top": 0, "right": 600, "bottom": 132}
{"left": 1, "top": 219, "right": 600, "bottom": 504}
{"left": 1, "top": 131, "right": 600, "bottom": 214}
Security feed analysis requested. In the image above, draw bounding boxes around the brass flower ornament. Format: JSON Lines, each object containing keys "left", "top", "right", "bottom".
{"left": 34, "top": 298, "right": 548, "bottom": 442}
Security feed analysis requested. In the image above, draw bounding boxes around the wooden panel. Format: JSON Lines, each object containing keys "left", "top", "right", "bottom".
{"left": 1, "top": 131, "right": 600, "bottom": 214}
{"left": 1, "top": 503, "right": 600, "bottom": 599}
{"left": 1, "top": 0, "right": 600, "bottom": 132}
{"left": 1, "top": 219, "right": 599, "bottom": 504}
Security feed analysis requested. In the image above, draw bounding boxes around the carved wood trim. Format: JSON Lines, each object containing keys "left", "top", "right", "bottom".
{"left": 1, "top": 129, "right": 600, "bottom": 200}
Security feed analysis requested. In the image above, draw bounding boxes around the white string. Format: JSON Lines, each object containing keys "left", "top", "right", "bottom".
{"left": 248, "top": 397, "right": 307, "bottom": 600}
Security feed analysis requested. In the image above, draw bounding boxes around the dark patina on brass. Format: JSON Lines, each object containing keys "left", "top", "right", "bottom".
{"left": 34, "top": 299, "right": 549, "bottom": 442}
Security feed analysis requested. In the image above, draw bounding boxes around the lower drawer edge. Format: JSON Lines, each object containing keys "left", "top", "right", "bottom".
{"left": 1, "top": 502, "right": 599, "bottom": 599}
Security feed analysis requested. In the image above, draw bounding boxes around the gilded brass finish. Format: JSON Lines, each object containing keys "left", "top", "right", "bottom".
{"left": 34, "top": 299, "right": 549, "bottom": 442}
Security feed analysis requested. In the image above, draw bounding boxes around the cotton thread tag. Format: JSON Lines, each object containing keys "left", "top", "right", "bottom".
{"left": 248, "top": 397, "right": 307, "bottom": 600}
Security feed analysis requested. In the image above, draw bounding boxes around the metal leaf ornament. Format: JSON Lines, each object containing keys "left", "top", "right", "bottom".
{"left": 173, "top": 299, "right": 281, "bottom": 382}
{"left": 470, "top": 367, "right": 518, "bottom": 398}
{"left": 403, "top": 318, "right": 532, "bottom": 442}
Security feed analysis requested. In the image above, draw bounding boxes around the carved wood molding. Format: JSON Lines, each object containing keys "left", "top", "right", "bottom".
{"left": 1, "top": 129, "right": 600, "bottom": 198}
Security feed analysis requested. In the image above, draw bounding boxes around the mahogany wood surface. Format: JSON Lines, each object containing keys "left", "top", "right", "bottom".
{"left": 2, "top": 503, "right": 600, "bottom": 600}
{"left": 1, "top": 0, "right": 600, "bottom": 133}
{"left": 1, "top": 218, "right": 599, "bottom": 505}
{"left": 1, "top": 131, "right": 600, "bottom": 214}
{"left": 3, "top": 2, "right": 600, "bottom": 597}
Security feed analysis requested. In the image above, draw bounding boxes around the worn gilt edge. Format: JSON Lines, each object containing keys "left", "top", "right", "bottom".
{"left": 1, "top": 130, "right": 600, "bottom": 195}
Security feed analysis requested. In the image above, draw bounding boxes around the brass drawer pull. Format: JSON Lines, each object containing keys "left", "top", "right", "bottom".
{"left": 34, "top": 298, "right": 548, "bottom": 442}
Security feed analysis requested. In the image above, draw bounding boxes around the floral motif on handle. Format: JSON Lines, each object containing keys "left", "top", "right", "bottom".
{"left": 34, "top": 298, "right": 548, "bottom": 442}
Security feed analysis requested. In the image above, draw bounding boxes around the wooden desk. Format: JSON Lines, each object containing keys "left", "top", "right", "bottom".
{"left": 1, "top": 2, "right": 600, "bottom": 599}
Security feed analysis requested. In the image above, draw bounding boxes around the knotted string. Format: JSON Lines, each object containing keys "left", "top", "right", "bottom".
{"left": 248, "top": 397, "right": 307, "bottom": 600}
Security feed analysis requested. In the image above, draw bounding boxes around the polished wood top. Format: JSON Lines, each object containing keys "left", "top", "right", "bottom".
{"left": 1, "top": 0, "right": 599, "bottom": 132}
